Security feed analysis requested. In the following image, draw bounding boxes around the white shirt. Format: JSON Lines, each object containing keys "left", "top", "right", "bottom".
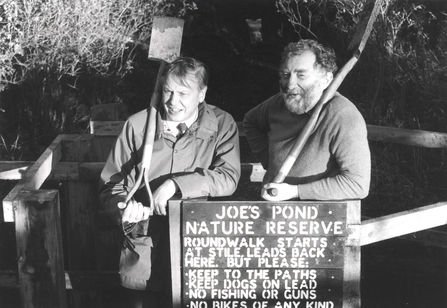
{"left": 163, "top": 109, "right": 198, "bottom": 136}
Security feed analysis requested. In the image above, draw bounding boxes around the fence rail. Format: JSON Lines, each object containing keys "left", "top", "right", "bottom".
{"left": 91, "top": 119, "right": 447, "bottom": 148}
{"left": 1, "top": 107, "right": 446, "bottom": 307}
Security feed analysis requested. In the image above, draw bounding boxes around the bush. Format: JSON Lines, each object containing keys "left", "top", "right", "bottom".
{"left": 0, "top": 0, "right": 193, "bottom": 160}
{"left": 0, "top": 0, "right": 191, "bottom": 87}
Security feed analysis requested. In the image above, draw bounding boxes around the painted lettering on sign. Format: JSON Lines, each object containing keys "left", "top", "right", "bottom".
{"left": 181, "top": 202, "right": 347, "bottom": 308}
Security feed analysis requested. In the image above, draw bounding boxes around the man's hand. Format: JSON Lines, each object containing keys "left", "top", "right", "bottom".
{"left": 153, "top": 179, "right": 178, "bottom": 216}
{"left": 118, "top": 200, "right": 151, "bottom": 223}
{"left": 261, "top": 183, "right": 298, "bottom": 201}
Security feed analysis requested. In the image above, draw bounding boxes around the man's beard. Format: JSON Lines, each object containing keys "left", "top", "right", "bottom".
{"left": 281, "top": 84, "right": 320, "bottom": 115}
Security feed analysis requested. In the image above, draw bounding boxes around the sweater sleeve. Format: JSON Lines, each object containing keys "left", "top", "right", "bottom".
{"left": 298, "top": 103, "right": 371, "bottom": 200}
{"left": 243, "top": 95, "right": 276, "bottom": 169}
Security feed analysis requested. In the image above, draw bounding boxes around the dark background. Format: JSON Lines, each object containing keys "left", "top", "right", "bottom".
{"left": 1, "top": 0, "right": 447, "bottom": 307}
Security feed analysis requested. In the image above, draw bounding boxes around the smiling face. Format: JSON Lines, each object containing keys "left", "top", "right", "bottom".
{"left": 162, "top": 74, "right": 207, "bottom": 122}
{"left": 279, "top": 50, "right": 332, "bottom": 115}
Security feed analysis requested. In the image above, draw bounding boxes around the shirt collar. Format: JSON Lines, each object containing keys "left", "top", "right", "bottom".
{"left": 155, "top": 102, "right": 218, "bottom": 140}
{"left": 163, "top": 109, "right": 198, "bottom": 135}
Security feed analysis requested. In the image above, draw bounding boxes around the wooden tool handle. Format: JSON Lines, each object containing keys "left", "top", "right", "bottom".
{"left": 271, "top": 56, "right": 359, "bottom": 186}
{"left": 267, "top": 0, "right": 385, "bottom": 196}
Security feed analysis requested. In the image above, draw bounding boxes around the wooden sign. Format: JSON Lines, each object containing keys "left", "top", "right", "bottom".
{"left": 169, "top": 201, "right": 361, "bottom": 308}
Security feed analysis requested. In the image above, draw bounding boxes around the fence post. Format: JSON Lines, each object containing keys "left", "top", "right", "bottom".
{"left": 343, "top": 200, "right": 361, "bottom": 308}
{"left": 14, "top": 189, "right": 67, "bottom": 308}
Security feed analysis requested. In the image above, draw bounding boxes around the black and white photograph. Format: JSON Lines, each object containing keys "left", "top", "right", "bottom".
{"left": 0, "top": 0, "right": 446, "bottom": 307}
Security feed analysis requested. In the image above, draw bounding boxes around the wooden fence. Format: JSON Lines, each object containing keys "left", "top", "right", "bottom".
{"left": 0, "top": 103, "right": 446, "bottom": 307}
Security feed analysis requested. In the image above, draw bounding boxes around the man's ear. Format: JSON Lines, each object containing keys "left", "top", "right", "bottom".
{"left": 199, "top": 86, "right": 208, "bottom": 103}
{"left": 321, "top": 71, "right": 333, "bottom": 90}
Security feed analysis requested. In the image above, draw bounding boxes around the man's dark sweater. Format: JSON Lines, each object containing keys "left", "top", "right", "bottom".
{"left": 243, "top": 92, "right": 371, "bottom": 200}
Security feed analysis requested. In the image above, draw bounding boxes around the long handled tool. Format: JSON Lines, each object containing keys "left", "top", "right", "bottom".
{"left": 121, "top": 17, "right": 184, "bottom": 230}
{"left": 269, "top": 0, "right": 384, "bottom": 195}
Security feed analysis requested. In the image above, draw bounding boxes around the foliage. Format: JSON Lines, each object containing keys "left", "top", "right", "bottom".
{"left": 0, "top": 0, "right": 193, "bottom": 88}
{"left": 276, "top": 0, "right": 363, "bottom": 40}
{"left": 276, "top": 0, "right": 447, "bottom": 129}
{"left": 0, "top": 0, "right": 193, "bottom": 160}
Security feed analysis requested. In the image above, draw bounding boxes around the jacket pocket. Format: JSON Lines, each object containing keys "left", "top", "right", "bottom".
{"left": 119, "top": 235, "right": 153, "bottom": 282}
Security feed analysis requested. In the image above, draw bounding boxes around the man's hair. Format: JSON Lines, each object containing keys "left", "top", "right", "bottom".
{"left": 280, "top": 39, "right": 338, "bottom": 74}
{"left": 162, "top": 57, "right": 208, "bottom": 90}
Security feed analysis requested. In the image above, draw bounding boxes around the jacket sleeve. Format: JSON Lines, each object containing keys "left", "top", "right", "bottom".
{"left": 172, "top": 114, "right": 241, "bottom": 199}
{"left": 243, "top": 99, "right": 271, "bottom": 169}
{"left": 99, "top": 119, "right": 142, "bottom": 223}
{"left": 298, "top": 104, "right": 371, "bottom": 200}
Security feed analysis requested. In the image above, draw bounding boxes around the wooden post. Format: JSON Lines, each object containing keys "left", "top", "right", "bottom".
{"left": 64, "top": 180, "right": 102, "bottom": 307}
{"left": 14, "top": 189, "right": 67, "bottom": 308}
{"left": 62, "top": 137, "right": 102, "bottom": 308}
{"left": 2, "top": 134, "right": 65, "bottom": 222}
{"left": 343, "top": 200, "right": 361, "bottom": 308}
{"left": 169, "top": 200, "right": 182, "bottom": 308}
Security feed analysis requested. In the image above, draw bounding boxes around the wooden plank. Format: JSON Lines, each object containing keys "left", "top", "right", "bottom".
{"left": 5, "top": 161, "right": 447, "bottom": 248}
{"left": 78, "top": 162, "right": 104, "bottom": 179}
{"left": 179, "top": 201, "right": 353, "bottom": 307}
{"left": 367, "top": 125, "right": 447, "bottom": 148}
{"left": 240, "top": 162, "right": 266, "bottom": 182}
{"left": 1, "top": 134, "right": 92, "bottom": 221}
{"left": 90, "top": 120, "right": 124, "bottom": 136}
{"left": 169, "top": 200, "right": 182, "bottom": 308}
{"left": 50, "top": 161, "right": 79, "bottom": 180}
{"left": 96, "top": 120, "right": 447, "bottom": 149}
{"left": 342, "top": 246, "right": 361, "bottom": 308}
{"left": 2, "top": 135, "right": 65, "bottom": 222}
{"left": 346, "top": 200, "right": 361, "bottom": 225}
{"left": 0, "top": 161, "right": 267, "bottom": 183}
{"left": 242, "top": 122, "right": 447, "bottom": 148}
{"left": 1, "top": 134, "right": 93, "bottom": 222}
{"left": 65, "top": 181, "right": 99, "bottom": 270}
{"left": 345, "top": 201, "right": 361, "bottom": 247}
{"left": 343, "top": 201, "right": 361, "bottom": 308}
{"left": 4, "top": 159, "right": 447, "bottom": 247}
{"left": 52, "top": 135, "right": 104, "bottom": 307}
{"left": 0, "top": 161, "right": 33, "bottom": 180}
{"left": 360, "top": 202, "right": 447, "bottom": 246}
{"left": 20, "top": 135, "right": 63, "bottom": 189}
{"left": 61, "top": 134, "right": 93, "bottom": 162}
{"left": 64, "top": 180, "right": 102, "bottom": 308}
{"left": 90, "top": 135, "right": 117, "bottom": 162}
{"left": 8, "top": 134, "right": 63, "bottom": 189}
{"left": 14, "top": 189, "right": 67, "bottom": 308}
{"left": 0, "top": 161, "right": 98, "bottom": 182}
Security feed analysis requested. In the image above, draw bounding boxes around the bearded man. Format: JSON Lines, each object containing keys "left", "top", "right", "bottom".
{"left": 243, "top": 39, "right": 371, "bottom": 201}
